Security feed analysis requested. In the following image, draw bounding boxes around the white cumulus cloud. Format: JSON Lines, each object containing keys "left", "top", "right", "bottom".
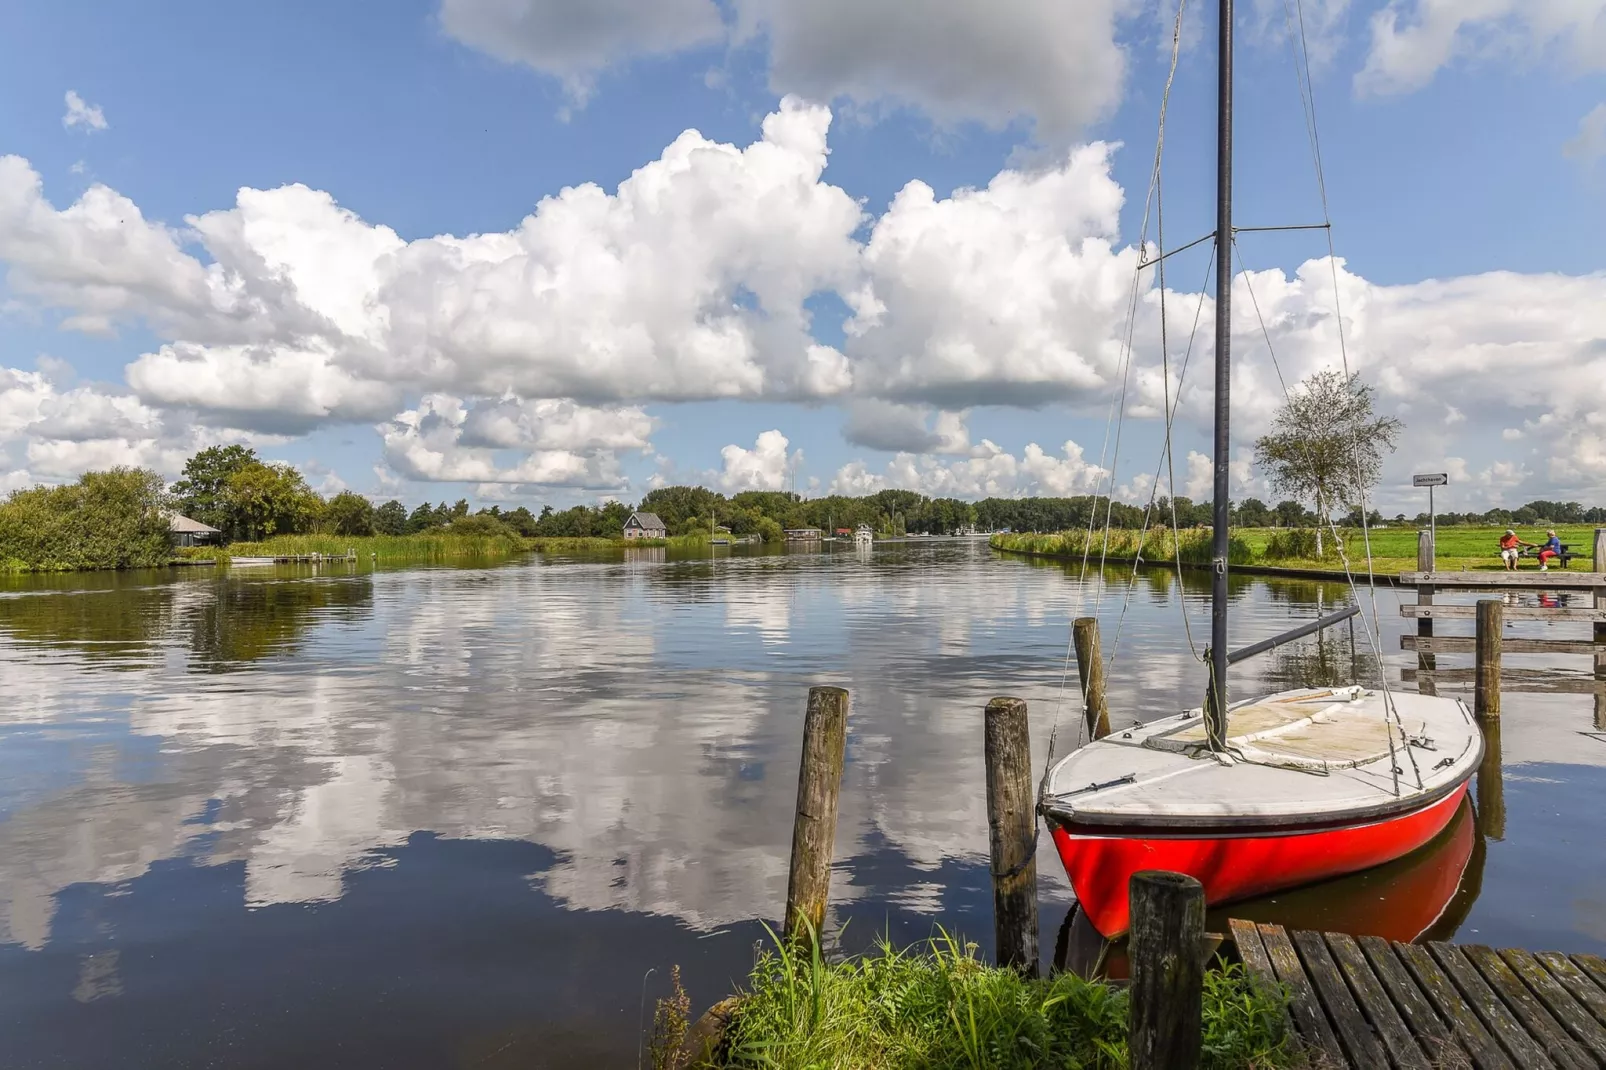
{"left": 1356, "top": 0, "right": 1606, "bottom": 96}
{"left": 62, "top": 91, "right": 107, "bottom": 133}
{"left": 715, "top": 429, "right": 798, "bottom": 492}
{"left": 439, "top": 0, "right": 725, "bottom": 105}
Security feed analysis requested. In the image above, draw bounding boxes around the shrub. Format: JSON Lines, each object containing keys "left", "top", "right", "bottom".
{"left": 0, "top": 467, "right": 173, "bottom": 571}
{"left": 1262, "top": 528, "right": 1347, "bottom": 562}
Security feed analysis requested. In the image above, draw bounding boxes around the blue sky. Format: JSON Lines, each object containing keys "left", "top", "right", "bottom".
{"left": 1, "top": 0, "right": 1603, "bottom": 513}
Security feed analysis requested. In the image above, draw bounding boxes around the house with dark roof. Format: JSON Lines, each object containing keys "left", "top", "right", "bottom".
{"left": 623, "top": 511, "right": 667, "bottom": 540}
{"left": 168, "top": 512, "right": 222, "bottom": 547}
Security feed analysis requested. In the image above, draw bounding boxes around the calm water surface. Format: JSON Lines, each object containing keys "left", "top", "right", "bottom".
{"left": 1, "top": 541, "right": 1602, "bottom": 1067}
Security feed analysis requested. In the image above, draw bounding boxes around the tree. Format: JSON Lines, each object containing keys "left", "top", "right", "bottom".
{"left": 1235, "top": 497, "right": 1271, "bottom": 528}
{"left": 1253, "top": 370, "right": 1402, "bottom": 554}
{"left": 0, "top": 467, "right": 173, "bottom": 570}
{"left": 323, "top": 491, "right": 376, "bottom": 536}
{"left": 374, "top": 500, "right": 408, "bottom": 535}
{"left": 224, "top": 463, "right": 321, "bottom": 542}
{"left": 172, "top": 445, "right": 260, "bottom": 539}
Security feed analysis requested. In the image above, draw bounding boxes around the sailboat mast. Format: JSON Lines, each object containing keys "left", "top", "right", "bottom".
{"left": 1207, "top": 0, "right": 1234, "bottom": 749}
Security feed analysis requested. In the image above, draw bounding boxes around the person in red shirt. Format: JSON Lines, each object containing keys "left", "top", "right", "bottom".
{"left": 1498, "top": 529, "right": 1531, "bottom": 570}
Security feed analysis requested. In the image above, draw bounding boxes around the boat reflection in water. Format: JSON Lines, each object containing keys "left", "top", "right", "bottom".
{"left": 1055, "top": 794, "right": 1482, "bottom": 980}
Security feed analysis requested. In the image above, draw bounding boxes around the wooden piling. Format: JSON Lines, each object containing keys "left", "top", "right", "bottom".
{"left": 1476, "top": 719, "right": 1506, "bottom": 841}
{"left": 1071, "top": 618, "right": 1111, "bottom": 740}
{"left": 1596, "top": 529, "right": 1605, "bottom": 731}
{"left": 1129, "top": 870, "right": 1205, "bottom": 1070}
{"left": 1475, "top": 598, "right": 1502, "bottom": 721}
{"left": 1417, "top": 530, "right": 1437, "bottom": 693}
{"left": 984, "top": 697, "right": 1039, "bottom": 976}
{"left": 784, "top": 686, "right": 848, "bottom": 951}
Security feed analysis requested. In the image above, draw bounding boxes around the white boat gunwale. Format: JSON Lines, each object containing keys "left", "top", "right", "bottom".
{"left": 1039, "top": 688, "right": 1483, "bottom": 832}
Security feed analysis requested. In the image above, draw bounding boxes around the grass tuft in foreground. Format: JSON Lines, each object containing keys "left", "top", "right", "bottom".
{"left": 688, "top": 927, "right": 1297, "bottom": 1069}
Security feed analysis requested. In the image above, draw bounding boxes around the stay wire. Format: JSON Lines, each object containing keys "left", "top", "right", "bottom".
{"left": 1042, "top": 0, "right": 1191, "bottom": 780}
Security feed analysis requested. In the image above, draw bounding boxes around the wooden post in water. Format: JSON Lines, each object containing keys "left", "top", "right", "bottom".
{"left": 984, "top": 697, "right": 1039, "bottom": 976}
{"left": 1475, "top": 599, "right": 1502, "bottom": 721}
{"left": 1476, "top": 719, "right": 1506, "bottom": 841}
{"left": 784, "top": 686, "right": 848, "bottom": 951}
{"left": 1595, "top": 530, "right": 1606, "bottom": 731}
{"left": 1072, "top": 618, "right": 1111, "bottom": 740}
{"left": 1129, "top": 871, "right": 1205, "bottom": 1070}
{"left": 1417, "top": 530, "right": 1437, "bottom": 694}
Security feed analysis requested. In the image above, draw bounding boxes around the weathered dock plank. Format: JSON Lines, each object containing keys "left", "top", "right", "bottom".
{"left": 1428, "top": 942, "right": 1559, "bottom": 1069}
{"left": 1395, "top": 942, "right": 1514, "bottom": 1070}
{"left": 1357, "top": 935, "right": 1467, "bottom": 1068}
{"left": 1536, "top": 952, "right": 1606, "bottom": 1031}
{"left": 1401, "top": 635, "right": 1606, "bottom": 655}
{"left": 1499, "top": 948, "right": 1606, "bottom": 1059}
{"left": 1228, "top": 920, "right": 1300, "bottom": 1054}
{"left": 1324, "top": 933, "right": 1430, "bottom": 1069}
{"left": 1291, "top": 929, "right": 1388, "bottom": 1067}
{"left": 1234, "top": 923, "right": 1606, "bottom": 1069}
{"left": 1401, "top": 668, "right": 1606, "bottom": 695}
{"left": 1574, "top": 956, "right": 1606, "bottom": 994}
{"left": 1460, "top": 945, "right": 1593, "bottom": 1069}
{"left": 1400, "top": 572, "right": 1606, "bottom": 589}
{"left": 1255, "top": 923, "right": 1345, "bottom": 1065}
{"left": 1401, "top": 604, "right": 1606, "bottom": 622}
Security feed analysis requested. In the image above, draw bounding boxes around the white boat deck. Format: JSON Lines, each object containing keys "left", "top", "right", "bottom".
{"left": 1043, "top": 688, "right": 1482, "bottom": 829}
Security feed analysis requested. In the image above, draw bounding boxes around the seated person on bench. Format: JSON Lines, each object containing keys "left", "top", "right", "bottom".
{"left": 1499, "top": 529, "right": 1531, "bottom": 570}
{"left": 1537, "top": 530, "right": 1563, "bottom": 571}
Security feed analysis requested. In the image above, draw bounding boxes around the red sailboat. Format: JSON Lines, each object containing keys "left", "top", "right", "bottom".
{"left": 1038, "top": 0, "right": 1482, "bottom": 938}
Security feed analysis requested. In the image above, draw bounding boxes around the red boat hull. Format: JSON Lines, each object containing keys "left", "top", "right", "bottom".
{"left": 1050, "top": 782, "right": 1471, "bottom": 937}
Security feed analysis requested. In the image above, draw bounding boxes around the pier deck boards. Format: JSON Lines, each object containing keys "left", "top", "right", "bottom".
{"left": 1229, "top": 920, "right": 1606, "bottom": 1069}
{"left": 1400, "top": 572, "right": 1605, "bottom": 589}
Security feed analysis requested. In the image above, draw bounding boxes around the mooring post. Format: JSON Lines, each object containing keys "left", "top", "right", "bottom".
{"left": 784, "top": 686, "right": 848, "bottom": 951}
{"left": 1476, "top": 719, "right": 1506, "bottom": 841}
{"left": 1475, "top": 598, "right": 1502, "bottom": 721}
{"left": 1071, "top": 618, "right": 1111, "bottom": 740}
{"left": 1595, "top": 530, "right": 1606, "bottom": 731}
{"left": 1415, "top": 529, "right": 1437, "bottom": 694}
{"left": 984, "top": 697, "right": 1039, "bottom": 976}
{"left": 1129, "top": 870, "right": 1205, "bottom": 1070}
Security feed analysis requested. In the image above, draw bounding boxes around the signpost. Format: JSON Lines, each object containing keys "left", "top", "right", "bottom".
{"left": 1413, "top": 473, "right": 1448, "bottom": 548}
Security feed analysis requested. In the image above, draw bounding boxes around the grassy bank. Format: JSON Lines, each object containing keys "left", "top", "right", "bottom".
{"left": 994, "top": 525, "right": 1601, "bottom": 576}
{"left": 675, "top": 932, "right": 1295, "bottom": 1069}
{"left": 212, "top": 532, "right": 529, "bottom": 563}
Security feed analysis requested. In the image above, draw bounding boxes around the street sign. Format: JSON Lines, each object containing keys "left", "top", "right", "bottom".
{"left": 1413, "top": 473, "right": 1448, "bottom": 487}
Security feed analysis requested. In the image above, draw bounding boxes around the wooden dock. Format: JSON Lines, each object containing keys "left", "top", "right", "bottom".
{"left": 229, "top": 552, "right": 358, "bottom": 566}
{"left": 1232, "top": 919, "right": 1606, "bottom": 1068}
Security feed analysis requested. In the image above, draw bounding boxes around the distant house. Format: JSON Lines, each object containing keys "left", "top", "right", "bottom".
{"left": 623, "top": 511, "right": 667, "bottom": 540}
{"left": 168, "top": 513, "right": 221, "bottom": 547}
{"left": 784, "top": 527, "right": 823, "bottom": 542}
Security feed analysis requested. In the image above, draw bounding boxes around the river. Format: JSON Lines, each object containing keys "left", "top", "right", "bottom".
{"left": 1, "top": 541, "right": 1602, "bottom": 1067}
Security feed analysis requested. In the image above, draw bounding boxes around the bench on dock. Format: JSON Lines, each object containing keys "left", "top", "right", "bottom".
{"left": 1230, "top": 919, "right": 1606, "bottom": 1069}
{"left": 1516, "top": 543, "right": 1587, "bottom": 569}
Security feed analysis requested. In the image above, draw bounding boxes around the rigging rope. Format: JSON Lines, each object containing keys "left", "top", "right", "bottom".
{"left": 1041, "top": 0, "right": 1192, "bottom": 779}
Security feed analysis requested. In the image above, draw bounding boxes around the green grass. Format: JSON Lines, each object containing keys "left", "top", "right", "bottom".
{"left": 702, "top": 929, "right": 1297, "bottom": 1069}
{"left": 218, "top": 532, "right": 528, "bottom": 562}
{"left": 994, "top": 525, "right": 1601, "bottom": 577}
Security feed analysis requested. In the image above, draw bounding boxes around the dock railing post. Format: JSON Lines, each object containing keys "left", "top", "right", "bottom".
{"left": 1475, "top": 598, "right": 1502, "bottom": 721}
{"left": 1071, "top": 618, "right": 1111, "bottom": 740}
{"left": 1417, "top": 530, "right": 1437, "bottom": 694}
{"left": 984, "top": 697, "right": 1039, "bottom": 976}
{"left": 1595, "top": 529, "right": 1606, "bottom": 731}
{"left": 1129, "top": 870, "right": 1205, "bottom": 1070}
{"left": 784, "top": 686, "right": 848, "bottom": 953}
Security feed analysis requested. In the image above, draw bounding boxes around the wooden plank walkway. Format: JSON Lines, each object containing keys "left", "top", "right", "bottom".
{"left": 1400, "top": 572, "right": 1605, "bottom": 589}
{"left": 1230, "top": 920, "right": 1606, "bottom": 1068}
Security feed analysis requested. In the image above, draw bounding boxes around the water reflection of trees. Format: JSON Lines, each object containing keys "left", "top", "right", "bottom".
{"left": 183, "top": 576, "right": 372, "bottom": 670}
{"left": 0, "top": 572, "right": 372, "bottom": 671}
{"left": 1260, "top": 620, "right": 1386, "bottom": 691}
